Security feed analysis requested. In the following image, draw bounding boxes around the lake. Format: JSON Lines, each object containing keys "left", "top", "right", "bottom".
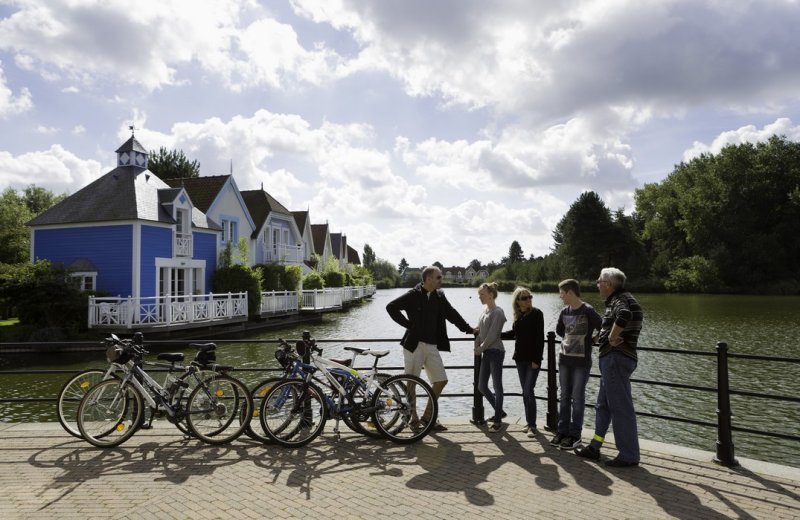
{"left": 1, "top": 288, "right": 799, "bottom": 467}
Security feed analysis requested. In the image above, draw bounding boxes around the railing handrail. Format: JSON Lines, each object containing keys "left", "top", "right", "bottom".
{"left": 1, "top": 334, "right": 798, "bottom": 467}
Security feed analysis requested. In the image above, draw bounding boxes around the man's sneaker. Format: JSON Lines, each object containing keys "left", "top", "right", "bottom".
{"left": 549, "top": 433, "right": 565, "bottom": 447}
{"left": 605, "top": 457, "right": 639, "bottom": 468}
{"left": 560, "top": 436, "right": 582, "bottom": 450}
{"left": 526, "top": 427, "right": 538, "bottom": 438}
{"left": 488, "top": 421, "right": 502, "bottom": 432}
{"left": 575, "top": 445, "right": 601, "bottom": 460}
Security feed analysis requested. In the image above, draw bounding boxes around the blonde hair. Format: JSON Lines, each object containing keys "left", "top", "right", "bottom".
{"left": 478, "top": 282, "right": 498, "bottom": 299}
{"left": 510, "top": 286, "right": 532, "bottom": 321}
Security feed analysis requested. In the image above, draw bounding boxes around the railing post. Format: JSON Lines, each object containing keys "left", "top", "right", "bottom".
{"left": 714, "top": 341, "right": 739, "bottom": 467}
{"left": 545, "top": 331, "right": 558, "bottom": 431}
{"left": 471, "top": 350, "right": 486, "bottom": 425}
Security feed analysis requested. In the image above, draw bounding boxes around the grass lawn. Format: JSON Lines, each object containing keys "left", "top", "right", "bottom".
{"left": 0, "top": 318, "right": 20, "bottom": 327}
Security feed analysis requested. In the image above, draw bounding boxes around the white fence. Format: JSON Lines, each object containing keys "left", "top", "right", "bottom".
{"left": 300, "top": 285, "right": 376, "bottom": 311}
{"left": 260, "top": 290, "right": 299, "bottom": 314}
{"left": 174, "top": 233, "right": 192, "bottom": 257}
{"left": 89, "top": 292, "right": 248, "bottom": 328}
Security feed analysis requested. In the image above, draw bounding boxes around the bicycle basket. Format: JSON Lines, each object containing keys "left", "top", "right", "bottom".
{"left": 106, "top": 345, "right": 131, "bottom": 364}
{"left": 194, "top": 349, "right": 216, "bottom": 366}
{"left": 275, "top": 348, "right": 292, "bottom": 368}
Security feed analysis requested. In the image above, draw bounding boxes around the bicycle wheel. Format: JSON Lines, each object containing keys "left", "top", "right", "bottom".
{"left": 185, "top": 374, "right": 253, "bottom": 444}
{"left": 57, "top": 369, "right": 116, "bottom": 438}
{"left": 77, "top": 379, "right": 143, "bottom": 448}
{"left": 370, "top": 374, "right": 438, "bottom": 444}
{"left": 243, "top": 377, "right": 285, "bottom": 443}
{"left": 342, "top": 372, "right": 391, "bottom": 439}
{"left": 259, "top": 380, "right": 327, "bottom": 448}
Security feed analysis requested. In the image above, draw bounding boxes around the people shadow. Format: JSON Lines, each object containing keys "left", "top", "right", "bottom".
{"left": 407, "top": 424, "right": 580, "bottom": 506}
{"left": 606, "top": 457, "right": 734, "bottom": 520}
{"left": 497, "top": 428, "right": 613, "bottom": 496}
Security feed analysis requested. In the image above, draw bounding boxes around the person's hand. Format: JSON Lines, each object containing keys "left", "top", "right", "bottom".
{"left": 531, "top": 362, "right": 540, "bottom": 369}
{"left": 472, "top": 326, "right": 479, "bottom": 335}
{"left": 609, "top": 335, "right": 623, "bottom": 346}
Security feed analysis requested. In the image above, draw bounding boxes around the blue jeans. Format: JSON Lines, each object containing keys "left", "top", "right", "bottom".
{"left": 478, "top": 349, "right": 505, "bottom": 422}
{"left": 515, "top": 360, "right": 540, "bottom": 429}
{"left": 558, "top": 363, "right": 590, "bottom": 438}
{"left": 591, "top": 351, "right": 640, "bottom": 462}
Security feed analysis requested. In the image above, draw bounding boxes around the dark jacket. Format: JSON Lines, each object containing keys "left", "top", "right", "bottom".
{"left": 386, "top": 284, "right": 473, "bottom": 353}
{"left": 500, "top": 307, "right": 545, "bottom": 365}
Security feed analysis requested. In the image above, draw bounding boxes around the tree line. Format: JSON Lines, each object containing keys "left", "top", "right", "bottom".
{"left": 388, "top": 136, "right": 800, "bottom": 294}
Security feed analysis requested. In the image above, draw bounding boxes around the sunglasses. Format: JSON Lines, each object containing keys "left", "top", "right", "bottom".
{"left": 517, "top": 295, "right": 532, "bottom": 301}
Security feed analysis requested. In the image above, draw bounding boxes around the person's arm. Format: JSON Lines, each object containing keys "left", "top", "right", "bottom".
{"left": 500, "top": 326, "right": 515, "bottom": 340}
{"left": 442, "top": 294, "right": 473, "bottom": 334}
{"left": 531, "top": 308, "right": 545, "bottom": 367}
{"left": 609, "top": 301, "right": 631, "bottom": 346}
{"left": 385, "top": 292, "right": 412, "bottom": 329}
{"left": 555, "top": 308, "right": 566, "bottom": 338}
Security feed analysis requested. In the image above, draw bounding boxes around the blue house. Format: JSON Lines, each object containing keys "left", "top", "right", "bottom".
{"left": 26, "top": 136, "right": 247, "bottom": 329}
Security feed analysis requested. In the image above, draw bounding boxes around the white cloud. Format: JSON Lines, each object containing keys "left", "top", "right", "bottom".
{"left": 0, "top": 145, "right": 102, "bottom": 194}
{"left": 683, "top": 117, "right": 800, "bottom": 161}
{"left": 0, "top": 0, "right": 347, "bottom": 92}
{"left": 0, "top": 61, "right": 32, "bottom": 117}
{"left": 36, "top": 125, "right": 58, "bottom": 134}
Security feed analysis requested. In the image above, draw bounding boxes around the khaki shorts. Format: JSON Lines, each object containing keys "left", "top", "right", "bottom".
{"left": 403, "top": 341, "right": 447, "bottom": 383}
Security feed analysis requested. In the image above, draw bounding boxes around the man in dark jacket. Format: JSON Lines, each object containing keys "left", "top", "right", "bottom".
{"left": 386, "top": 266, "right": 475, "bottom": 431}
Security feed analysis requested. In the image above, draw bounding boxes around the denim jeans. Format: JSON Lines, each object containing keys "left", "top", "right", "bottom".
{"left": 478, "top": 349, "right": 505, "bottom": 422}
{"left": 515, "top": 360, "right": 540, "bottom": 429}
{"left": 591, "top": 351, "right": 640, "bottom": 462}
{"left": 558, "top": 363, "right": 590, "bottom": 438}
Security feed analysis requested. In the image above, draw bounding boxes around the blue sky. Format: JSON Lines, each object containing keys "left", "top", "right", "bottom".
{"left": 2, "top": 0, "right": 800, "bottom": 267}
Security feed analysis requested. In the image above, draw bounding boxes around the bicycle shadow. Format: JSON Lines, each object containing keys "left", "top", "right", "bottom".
{"left": 247, "top": 433, "right": 418, "bottom": 499}
{"left": 27, "top": 436, "right": 252, "bottom": 510}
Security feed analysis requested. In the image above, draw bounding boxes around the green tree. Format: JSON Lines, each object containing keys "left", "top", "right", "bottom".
{"left": 362, "top": 244, "right": 376, "bottom": 269}
{"left": 147, "top": 147, "right": 200, "bottom": 180}
{"left": 398, "top": 257, "right": 409, "bottom": 273}
{"left": 0, "top": 188, "right": 33, "bottom": 264}
{"left": 432, "top": 261, "right": 444, "bottom": 269}
{"left": 0, "top": 185, "right": 66, "bottom": 265}
{"left": 635, "top": 135, "right": 800, "bottom": 289}
{"left": 505, "top": 241, "right": 524, "bottom": 264}
{"left": 552, "top": 191, "right": 617, "bottom": 279}
{"left": 468, "top": 258, "right": 482, "bottom": 271}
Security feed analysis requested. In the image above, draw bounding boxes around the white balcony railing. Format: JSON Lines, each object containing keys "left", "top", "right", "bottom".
{"left": 88, "top": 292, "right": 247, "bottom": 329}
{"left": 264, "top": 244, "right": 304, "bottom": 264}
{"left": 174, "top": 233, "right": 192, "bottom": 257}
{"left": 300, "top": 288, "right": 343, "bottom": 311}
{"left": 260, "top": 290, "right": 299, "bottom": 314}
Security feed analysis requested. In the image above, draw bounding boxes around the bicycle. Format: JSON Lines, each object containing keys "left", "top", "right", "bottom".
{"left": 76, "top": 335, "right": 253, "bottom": 448}
{"left": 259, "top": 338, "right": 438, "bottom": 447}
{"left": 57, "top": 333, "right": 214, "bottom": 439}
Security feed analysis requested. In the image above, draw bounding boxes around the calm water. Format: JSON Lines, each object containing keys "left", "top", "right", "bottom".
{"left": 2, "top": 288, "right": 799, "bottom": 467}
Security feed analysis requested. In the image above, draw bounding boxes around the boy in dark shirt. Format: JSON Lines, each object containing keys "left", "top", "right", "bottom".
{"left": 550, "top": 279, "right": 602, "bottom": 450}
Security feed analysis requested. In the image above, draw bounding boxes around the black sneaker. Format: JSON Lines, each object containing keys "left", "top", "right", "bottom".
{"left": 560, "top": 436, "right": 582, "bottom": 450}
{"left": 549, "top": 433, "right": 565, "bottom": 447}
{"left": 575, "top": 445, "right": 601, "bottom": 460}
{"left": 488, "top": 421, "right": 502, "bottom": 432}
{"left": 605, "top": 457, "right": 639, "bottom": 468}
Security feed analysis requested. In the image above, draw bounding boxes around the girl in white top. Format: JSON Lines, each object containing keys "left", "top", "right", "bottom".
{"left": 475, "top": 282, "right": 507, "bottom": 431}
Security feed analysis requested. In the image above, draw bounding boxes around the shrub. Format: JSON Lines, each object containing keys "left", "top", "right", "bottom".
{"left": 281, "top": 265, "right": 302, "bottom": 291}
{"left": 303, "top": 271, "right": 325, "bottom": 290}
{"left": 256, "top": 264, "right": 283, "bottom": 291}
{"left": 323, "top": 270, "right": 346, "bottom": 288}
{"left": 212, "top": 265, "right": 262, "bottom": 316}
{"left": 665, "top": 256, "right": 722, "bottom": 293}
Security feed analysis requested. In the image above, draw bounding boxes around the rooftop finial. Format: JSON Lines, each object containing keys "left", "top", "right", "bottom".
{"left": 129, "top": 124, "right": 136, "bottom": 137}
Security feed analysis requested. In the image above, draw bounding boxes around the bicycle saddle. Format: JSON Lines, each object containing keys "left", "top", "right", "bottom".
{"left": 157, "top": 353, "right": 185, "bottom": 363}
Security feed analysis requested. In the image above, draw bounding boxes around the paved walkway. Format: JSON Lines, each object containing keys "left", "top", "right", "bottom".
{"left": 1, "top": 419, "right": 798, "bottom": 519}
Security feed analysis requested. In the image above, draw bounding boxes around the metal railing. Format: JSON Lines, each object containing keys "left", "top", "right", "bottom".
{"left": 1, "top": 334, "right": 797, "bottom": 467}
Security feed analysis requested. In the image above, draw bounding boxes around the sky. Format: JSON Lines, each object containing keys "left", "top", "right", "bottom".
{"left": 2, "top": 0, "right": 800, "bottom": 268}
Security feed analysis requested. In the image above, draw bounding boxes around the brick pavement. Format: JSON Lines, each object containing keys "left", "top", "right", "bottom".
{"left": 0, "top": 420, "right": 798, "bottom": 519}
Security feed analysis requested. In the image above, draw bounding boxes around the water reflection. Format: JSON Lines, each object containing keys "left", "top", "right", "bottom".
{"left": 2, "top": 288, "right": 799, "bottom": 467}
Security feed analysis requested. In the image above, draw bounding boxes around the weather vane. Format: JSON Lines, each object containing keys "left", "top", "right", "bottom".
{"left": 129, "top": 124, "right": 136, "bottom": 137}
